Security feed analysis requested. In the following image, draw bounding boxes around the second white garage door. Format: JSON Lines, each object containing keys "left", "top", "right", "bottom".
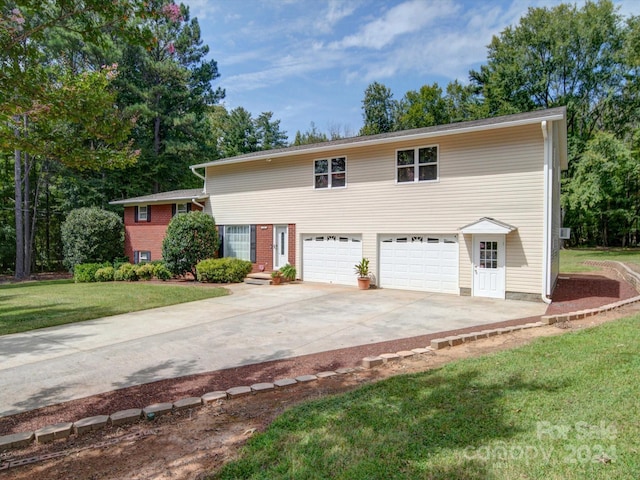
{"left": 379, "top": 235, "right": 459, "bottom": 293}
{"left": 302, "top": 234, "right": 362, "bottom": 285}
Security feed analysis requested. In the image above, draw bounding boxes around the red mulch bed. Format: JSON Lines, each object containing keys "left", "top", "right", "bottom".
{"left": 0, "top": 269, "right": 637, "bottom": 437}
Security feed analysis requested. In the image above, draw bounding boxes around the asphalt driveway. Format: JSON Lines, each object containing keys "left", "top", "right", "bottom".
{"left": 0, "top": 282, "right": 546, "bottom": 416}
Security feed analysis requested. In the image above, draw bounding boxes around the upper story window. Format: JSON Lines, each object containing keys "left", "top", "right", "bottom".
{"left": 314, "top": 157, "right": 346, "bottom": 189}
{"left": 396, "top": 146, "right": 438, "bottom": 183}
{"left": 135, "top": 205, "right": 150, "bottom": 222}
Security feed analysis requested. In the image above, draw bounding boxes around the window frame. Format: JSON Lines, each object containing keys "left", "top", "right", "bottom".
{"left": 133, "top": 205, "right": 151, "bottom": 223}
{"left": 134, "top": 250, "right": 151, "bottom": 264}
{"left": 222, "top": 225, "right": 255, "bottom": 262}
{"left": 395, "top": 145, "right": 439, "bottom": 184}
{"left": 313, "top": 156, "right": 347, "bottom": 190}
{"left": 175, "top": 202, "right": 189, "bottom": 215}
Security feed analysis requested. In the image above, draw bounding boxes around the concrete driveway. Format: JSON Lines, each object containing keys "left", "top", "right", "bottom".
{"left": 0, "top": 282, "right": 546, "bottom": 416}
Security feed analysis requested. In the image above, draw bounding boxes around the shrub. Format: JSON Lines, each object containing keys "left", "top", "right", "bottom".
{"left": 152, "top": 263, "right": 172, "bottom": 281}
{"left": 94, "top": 266, "right": 115, "bottom": 282}
{"left": 61, "top": 207, "right": 123, "bottom": 271}
{"left": 135, "top": 263, "right": 155, "bottom": 281}
{"left": 114, "top": 262, "right": 137, "bottom": 281}
{"left": 162, "top": 211, "right": 219, "bottom": 278}
{"left": 196, "top": 258, "right": 252, "bottom": 283}
{"left": 74, "top": 262, "right": 109, "bottom": 283}
{"left": 279, "top": 263, "right": 297, "bottom": 281}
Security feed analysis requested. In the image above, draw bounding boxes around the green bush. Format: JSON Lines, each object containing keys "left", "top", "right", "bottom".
{"left": 74, "top": 262, "right": 109, "bottom": 283}
{"left": 162, "top": 211, "right": 219, "bottom": 278}
{"left": 279, "top": 263, "right": 297, "bottom": 281}
{"left": 196, "top": 258, "right": 252, "bottom": 283}
{"left": 152, "top": 263, "right": 172, "bottom": 281}
{"left": 61, "top": 207, "right": 123, "bottom": 271}
{"left": 94, "top": 266, "right": 115, "bottom": 282}
{"left": 135, "top": 263, "right": 155, "bottom": 280}
{"left": 114, "top": 262, "right": 138, "bottom": 281}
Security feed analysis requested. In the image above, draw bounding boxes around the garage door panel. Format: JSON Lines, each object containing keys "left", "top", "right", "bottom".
{"left": 303, "top": 235, "right": 362, "bottom": 285}
{"left": 380, "top": 235, "right": 459, "bottom": 293}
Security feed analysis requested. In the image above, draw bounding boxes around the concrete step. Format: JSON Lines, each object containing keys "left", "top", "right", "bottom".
{"left": 244, "top": 277, "right": 272, "bottom": 285}
{"left": 244, "top": 272, "right": 273, "bottom": 285}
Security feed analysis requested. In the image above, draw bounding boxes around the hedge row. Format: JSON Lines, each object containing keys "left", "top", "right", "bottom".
{"left": 74, "top": 261, "right": 172, "bottom": 283}
{"left": 196, "top": 258, "right": 252, "bottom": 283}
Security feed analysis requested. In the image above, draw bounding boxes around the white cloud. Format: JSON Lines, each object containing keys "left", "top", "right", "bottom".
{"left": 183, "top": 0, "right": 218, "bottom": 20}
{"left": 331, "top": 0, "right": 459, "bottom": 50}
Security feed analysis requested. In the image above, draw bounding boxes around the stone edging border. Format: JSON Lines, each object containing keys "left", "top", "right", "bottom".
{"left": 2, "top": 259, "right": 640, "bottom": 467}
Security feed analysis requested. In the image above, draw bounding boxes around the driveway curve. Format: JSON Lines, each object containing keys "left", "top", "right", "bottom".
{"left": 0, "top": 282, "right": 546, "bottom": 416}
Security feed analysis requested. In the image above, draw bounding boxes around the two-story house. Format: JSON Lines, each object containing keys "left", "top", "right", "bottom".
{"left": 112, "top": 107, "right": 567, "bottom": 300}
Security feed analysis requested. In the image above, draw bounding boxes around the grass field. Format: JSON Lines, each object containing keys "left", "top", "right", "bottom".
{"left": 0, "top": 280, "right": 227, "bottom": 335}
{"left": 560, "top": 248, "right": 640, "bottom": 273}
{"left": 212, "top": 317, "right": 640, "bottom": 479}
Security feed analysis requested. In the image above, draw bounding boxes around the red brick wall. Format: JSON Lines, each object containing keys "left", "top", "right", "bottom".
{"left": 254, "top": 224, "right": 273, "bottom": 273}
{"left": 288, "top": 223, "right": 296, "bottom": 266}
{"left": 122, "top": 203, "right": 203, "bottom": 262}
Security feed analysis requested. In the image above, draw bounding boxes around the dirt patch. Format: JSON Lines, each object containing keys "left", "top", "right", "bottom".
{"left": 1, "top": 269, "right": 639, "bottom": 479}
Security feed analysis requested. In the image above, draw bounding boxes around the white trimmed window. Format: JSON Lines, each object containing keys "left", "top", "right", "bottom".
{"left": 396, "top": 145, "right": 438, "bottom": 183}
{"left": 223, "top": 225, "right": 251, "bottom": 261}
{"left": 314, "top": 157, "right": 346, "bottom": 189}
{"left": 137, "top": 205, "right": 148, "bottom": 221}
{"left": 176, "top": 203, "right": 188, "bottom": 215}
{"left": 134, "top": 251, "right": 151, "bottom": 263}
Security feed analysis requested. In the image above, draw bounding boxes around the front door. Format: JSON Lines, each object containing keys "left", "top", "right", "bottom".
{"left": 274, "top": 225, "right": 288, "bottom": 269}
{"left": 473, "top": 235, "right": 506, "bottom": 298}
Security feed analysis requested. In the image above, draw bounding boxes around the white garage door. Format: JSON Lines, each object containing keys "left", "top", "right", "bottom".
{"left": 380, "top": 235, "right": 459, "bottom": 293}
{"left": 302, "top": 234, "right": 362, "bottom": 285}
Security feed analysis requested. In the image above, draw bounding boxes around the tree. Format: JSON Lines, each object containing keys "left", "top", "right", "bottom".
{"left": 292, "top": 122, "right": 329, "bottom": 145}
{"left": 61, "top": 208, "right": 124, "bottom": 270}
{"left": 255, "top": 112, "right": 288, "bottom": 150}
{"left": 162, "top": 211, "right": 219, "bottom": 278}
{"left": 470, "top": 0, "right": 626, "bottom": 148}
{"left": 359, "top": 81, "right": 397, "bottom": 135}
{"left": 396, "top": 83, "right": 450, "bottom": 130}
{"left": 209, "top": 107, "right": 288, "bottom": 157}
{"left": 113, "top": 0, "right": 224, "bottom": 194}
{"left": 1, "top": 1, "right": 151, "bottom": 279}
{"left": 564, "top": 132, "right": 640, "bottom": 246}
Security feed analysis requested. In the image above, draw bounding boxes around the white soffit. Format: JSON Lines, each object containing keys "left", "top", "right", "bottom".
{"left": 460, "top": 217, "right": 517, "bottom": 235}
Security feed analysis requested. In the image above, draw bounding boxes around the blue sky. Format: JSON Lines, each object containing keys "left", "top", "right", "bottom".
{"left": 185, "top": 0, "right": 639, "bottom": 141}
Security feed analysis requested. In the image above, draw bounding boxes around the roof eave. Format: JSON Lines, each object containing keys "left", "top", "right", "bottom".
{"left": 191, "top": 109, "right": 567, "bottom": 170}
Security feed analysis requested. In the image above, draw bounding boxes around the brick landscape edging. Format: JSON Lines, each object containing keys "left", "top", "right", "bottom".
{"left": 3, "top": 260, "right": 640, "bottom": 466}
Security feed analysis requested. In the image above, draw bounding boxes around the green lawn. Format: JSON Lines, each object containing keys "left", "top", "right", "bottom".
{"left": 560, "top": 248, "right": 640, "bottom": 273}
{"left": 212, "top": 317, "right": 640, "bottom": 479}
{"left": 0, "top": 280, "right": 227, "bottom": 335}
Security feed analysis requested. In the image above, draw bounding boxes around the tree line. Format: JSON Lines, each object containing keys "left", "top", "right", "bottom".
{"left": 1, "top": 0, "right": 639, "bottom": 278}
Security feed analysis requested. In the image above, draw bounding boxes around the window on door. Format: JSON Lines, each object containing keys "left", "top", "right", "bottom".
{"left": 479, "top": 241, "right": 498, "bottom": 268}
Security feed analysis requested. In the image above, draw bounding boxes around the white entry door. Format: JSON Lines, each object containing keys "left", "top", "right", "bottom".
{"left": 473, "top": 235, "right": 506, "bottom": 298}
{"left": 274, "top": 225, "right": 288, "bottom": 269}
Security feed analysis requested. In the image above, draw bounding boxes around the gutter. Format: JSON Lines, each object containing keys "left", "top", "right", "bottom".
{"left": 191, "top": 198, "right": 205, "bottom": 209}
{"left": 540, "top": 121, "right": 552, "bottom": 304}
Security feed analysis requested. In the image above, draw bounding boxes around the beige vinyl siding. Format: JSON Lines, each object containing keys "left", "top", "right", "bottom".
{"left": 205, "top": 123, "right": 546, "bottom": 294}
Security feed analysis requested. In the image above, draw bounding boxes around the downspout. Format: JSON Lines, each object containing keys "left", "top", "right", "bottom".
{"left": 540, "top": 121, "right": 552, "bottom": 304}
{"left": 190, "top": 166, "right": 207, "bottom": 194}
